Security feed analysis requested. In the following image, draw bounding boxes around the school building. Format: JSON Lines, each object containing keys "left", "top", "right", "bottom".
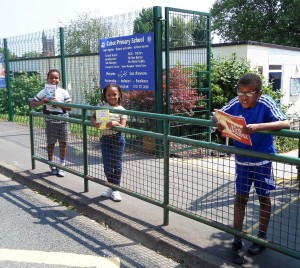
{"left": 168, "top": 40, "right": 300, "bottom": 117}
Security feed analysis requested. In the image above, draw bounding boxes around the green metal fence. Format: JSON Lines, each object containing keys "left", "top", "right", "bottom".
{"left": 0, "top": 6, "right": 212, "bottom": 144}
{"left": 165, "top": 8, "right": 211, "bottom": 142}
{"left": 29, "top": 101, "right": 300, "bottom": 260}
{"left": 2, "top": 4, "right": 300, "bottom": 261}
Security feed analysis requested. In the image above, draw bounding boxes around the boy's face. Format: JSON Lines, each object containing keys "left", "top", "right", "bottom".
{"left": 47, "top": 72, "right": 60, "bottom": 85}
{"left": 237, "top": 85, "right": 262, "bottom": 108}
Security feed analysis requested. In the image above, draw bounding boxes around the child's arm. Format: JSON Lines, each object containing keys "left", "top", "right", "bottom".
{"left": 55, "top": 103, "right": 72, "bottom": 111}
{"left": 90, "top": 112, "right": 100, "bottom": 128}
{"left": 31, "top": 97, "right": 48, "bottom": 107}
{"left": 242, "top": 120, "right": 290, "bottom": 134}
{"left": 106, "top": 118, "right": 127, "bottom": 129}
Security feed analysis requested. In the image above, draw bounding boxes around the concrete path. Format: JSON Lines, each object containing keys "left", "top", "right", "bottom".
{"left": 0, "top": 120, "right": 299, "bottom": 268}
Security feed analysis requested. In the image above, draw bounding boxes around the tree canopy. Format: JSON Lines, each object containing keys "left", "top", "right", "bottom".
{"left": 133, "top": 8, "right": 209, "bottom": 47}
{"left": 63, "top": 12, "right": 113, "bottom": 55}
{"left": 133, "top": 8, "right": 154, "bottom": 34}
{"left": 211, "top": 0, "right": 300, "bottom": 47}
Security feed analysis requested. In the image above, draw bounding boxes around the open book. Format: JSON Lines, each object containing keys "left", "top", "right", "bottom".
{"left": 95, "top": 109, "right": 110, "bottom": 130}
{"left": 215, "top": 110, "right": 252, "bottom": 146}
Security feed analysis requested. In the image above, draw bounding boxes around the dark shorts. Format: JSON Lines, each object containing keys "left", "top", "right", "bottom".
{"left": 236, "top": 162, "right": 276, "bottom": 196}
{"left": 45, "top": 120, "right": 68, "bottom": 144}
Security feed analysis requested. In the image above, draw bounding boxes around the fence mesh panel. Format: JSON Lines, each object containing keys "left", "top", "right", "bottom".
{"left": 31, "top": 111, "right": 300, "bottom": 254}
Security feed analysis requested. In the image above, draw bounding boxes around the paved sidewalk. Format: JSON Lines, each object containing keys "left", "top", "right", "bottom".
{"left": 0, "top": 121, "right": 299, "bottom": 268}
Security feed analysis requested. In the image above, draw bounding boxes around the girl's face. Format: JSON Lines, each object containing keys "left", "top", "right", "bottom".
{"left": 47, "top": 72, "right": 61, "bottom": 85}
{"left": 105, "top": 86, "right": 120, "bottom": 107}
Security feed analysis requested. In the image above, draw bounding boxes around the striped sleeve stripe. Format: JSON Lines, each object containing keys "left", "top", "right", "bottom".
{"left": 220, "top": 96, "right": 239, "bottom": 112}
{"left": 259, "top": 95, "right": 287, "bottom": 120}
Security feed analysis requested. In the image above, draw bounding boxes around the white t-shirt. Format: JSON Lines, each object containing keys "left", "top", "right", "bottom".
{"left": 34, "top": 86, "right": 71, "bottom": 114}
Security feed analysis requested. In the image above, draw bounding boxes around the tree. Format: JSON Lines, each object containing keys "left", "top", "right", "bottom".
{"left": 189, "top": 16, "right": 208, "bottom": 46}
{"left": 169, "top": 17, "right": 194, "bottom": 48}
{"left": 133, "top": 8, "right": 153, "bottom": 34}
{"left": 211, "top": 0, "right": 300, "bottom": 47}
{"left": 0, "top": 47, "right": 12, "bottom": 59}
{"left": 22, "top": 51, "right": 40, "bottom": 58}
{"left": 63, "top": 12, "right": 113, "bottom": 54}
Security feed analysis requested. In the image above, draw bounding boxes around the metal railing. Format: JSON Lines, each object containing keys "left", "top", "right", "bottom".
{"left": 29, "top": 101, "right": 300, "bottom": 260}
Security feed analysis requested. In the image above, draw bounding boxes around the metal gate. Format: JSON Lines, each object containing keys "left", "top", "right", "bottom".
{"left": 161, "top": 7, "right": 212, "bottom": 155}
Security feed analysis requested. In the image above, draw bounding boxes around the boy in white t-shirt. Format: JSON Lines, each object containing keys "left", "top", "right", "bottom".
{"left": 31, "top": 69, "right": 71, "bottom": 177}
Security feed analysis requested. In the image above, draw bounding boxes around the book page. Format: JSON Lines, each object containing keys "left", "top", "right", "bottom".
{"left": 95, "top": 110, "right": 110, "bottom": 130}
{"left": 45, "top": 83, "right": 56, "bottom": 100}
{"left": 215, "top": 110, "right": 252, "bottom": 146}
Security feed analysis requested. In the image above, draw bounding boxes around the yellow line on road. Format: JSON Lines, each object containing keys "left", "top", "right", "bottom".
{"left": 0, "top": 249, "right": 120, "bottom": 267}
{"left": 246, "top": 195, "right": 299, "bottom": 233}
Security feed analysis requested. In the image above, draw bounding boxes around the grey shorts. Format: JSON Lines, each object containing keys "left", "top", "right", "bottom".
{"left": 45, "top": 120, "right": 68, "bottom": 144}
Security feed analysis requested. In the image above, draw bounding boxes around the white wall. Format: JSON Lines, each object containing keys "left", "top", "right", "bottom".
{"left": 212, "top": 43, "right": 300, "bottom": 116}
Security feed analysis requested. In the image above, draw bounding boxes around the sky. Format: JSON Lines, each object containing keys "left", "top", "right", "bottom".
{"left": 0, "top": 0, "right": 216, "bottom": 38}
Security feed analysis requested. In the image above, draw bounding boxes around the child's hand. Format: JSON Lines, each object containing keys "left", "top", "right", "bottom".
{"left": 242, "top": 124, "right": 258, "bottom": 134}
{"left": 216, "top": 122, "right": 225, "bottom": 133}
{"left": 106, "top": 121, "right": 116, "bottom": 129}
{"left": 42, "top": 97, "right": 49, "bottom": 103}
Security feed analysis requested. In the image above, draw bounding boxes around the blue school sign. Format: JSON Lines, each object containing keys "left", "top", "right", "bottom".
{"left": 100, "top": 32, "right": 155, "bottom": 91}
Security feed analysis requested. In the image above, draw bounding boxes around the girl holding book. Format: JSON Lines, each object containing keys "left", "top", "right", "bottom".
{"left": 91, "top": 83, "right": 127, "bottom": 202}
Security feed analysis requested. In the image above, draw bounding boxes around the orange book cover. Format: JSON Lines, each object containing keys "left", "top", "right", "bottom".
{"left": 215, "top": 110, "right": 252, "bottom": 146}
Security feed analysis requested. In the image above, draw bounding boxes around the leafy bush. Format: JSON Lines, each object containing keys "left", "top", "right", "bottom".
{"left": 82, "top": 76, "right": 102, "bottom": 106}
{"left": 122, "top": 65, "right": 203, "bottom": 116}
{"left": 0, "top": 73, "right": 44, "bottom": 116}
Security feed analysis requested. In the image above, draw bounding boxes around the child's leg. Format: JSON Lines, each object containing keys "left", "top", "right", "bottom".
{"left": 58, "top": 122, "right": 68, "bottom": 164}
{"left": 58, "top": 141, "right": 67, "bottom": 160}
{"left": 47, "top": 144, "right": 55, "bottom": 161}
{"left": 257, "top": 195, "right": 271, "bottom": 234}
{"left": 247, "top": 163, "right": 274, "bottom": 255}
{"left": 45, "top": 120, "right": 56, "bottom": 161}
{"left": 234, "top": 192, "right": 249, "bottom": 231}
{"left": 101, "top": 137, "right": 114, "bottom": 184}
{"left": 111, "top": 135, "right": 126, "bottom": 186}
{"left": 234, "top": 163, "right": 252, "bottom": 231}
{"left": 253, "top": 162, "right": 275, "bottom": 234}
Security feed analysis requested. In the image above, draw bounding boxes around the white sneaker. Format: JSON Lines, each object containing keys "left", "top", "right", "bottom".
{"left": 49, "top": 165, "right": 58, "bottom": 175}
{"left": 111, "top": 191, "right": 122, "bottom": 202}
{"left": 57, "top": 169, "right": 65, "bottom": 177}
{"left": 101, "top": 188, "right": 113, "bottom": 197}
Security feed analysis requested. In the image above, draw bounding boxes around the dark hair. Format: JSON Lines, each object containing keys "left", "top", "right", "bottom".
{"left": 237, "top": 73, "right": 262, "bottom": 91}
{"left": 47, "top": 69, "right": 61, "bottom": 78}
{"left": 102, "top": 83, "right": 122, "bottom": 104}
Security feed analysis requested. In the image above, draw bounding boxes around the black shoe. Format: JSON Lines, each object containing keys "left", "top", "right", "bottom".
{"left": 231, "top": 241, "right": 245, "bottom": 265}
{"left": 247, "top": 242, "right": 266, "bottom": 255}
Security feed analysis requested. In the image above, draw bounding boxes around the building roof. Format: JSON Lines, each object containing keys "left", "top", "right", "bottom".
{"left": 212, "top": 41, "right": 300, "bottom": 52}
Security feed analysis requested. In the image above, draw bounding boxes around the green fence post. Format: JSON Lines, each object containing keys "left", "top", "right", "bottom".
{"left": 153, "top": 6, "right": 164, "bottom": 157}
{"left": 82, "top": 109, "right": 88, "bottom": 192}
{"left": 59, "top": 27, "right": 67, "bottom": 90}
{"left": 164, "top": 8, "right": 170, "bottom": 115}
{"left": 206, "top": 13, "right": 212, "bottom": 142}
{"left": 29, "top": 113, "right": 35, "bottom": 170}
{"left": 4, "top": 38, "right": 13, "bottom": 121}
{"left": 163, "top": 119, "right": 170, "bottom": 225}
{"left": 153, "top": 6, "right": 163, "bottom": 116}
{"left": 297, "top": 139, "right": 300, "bottom": 186}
